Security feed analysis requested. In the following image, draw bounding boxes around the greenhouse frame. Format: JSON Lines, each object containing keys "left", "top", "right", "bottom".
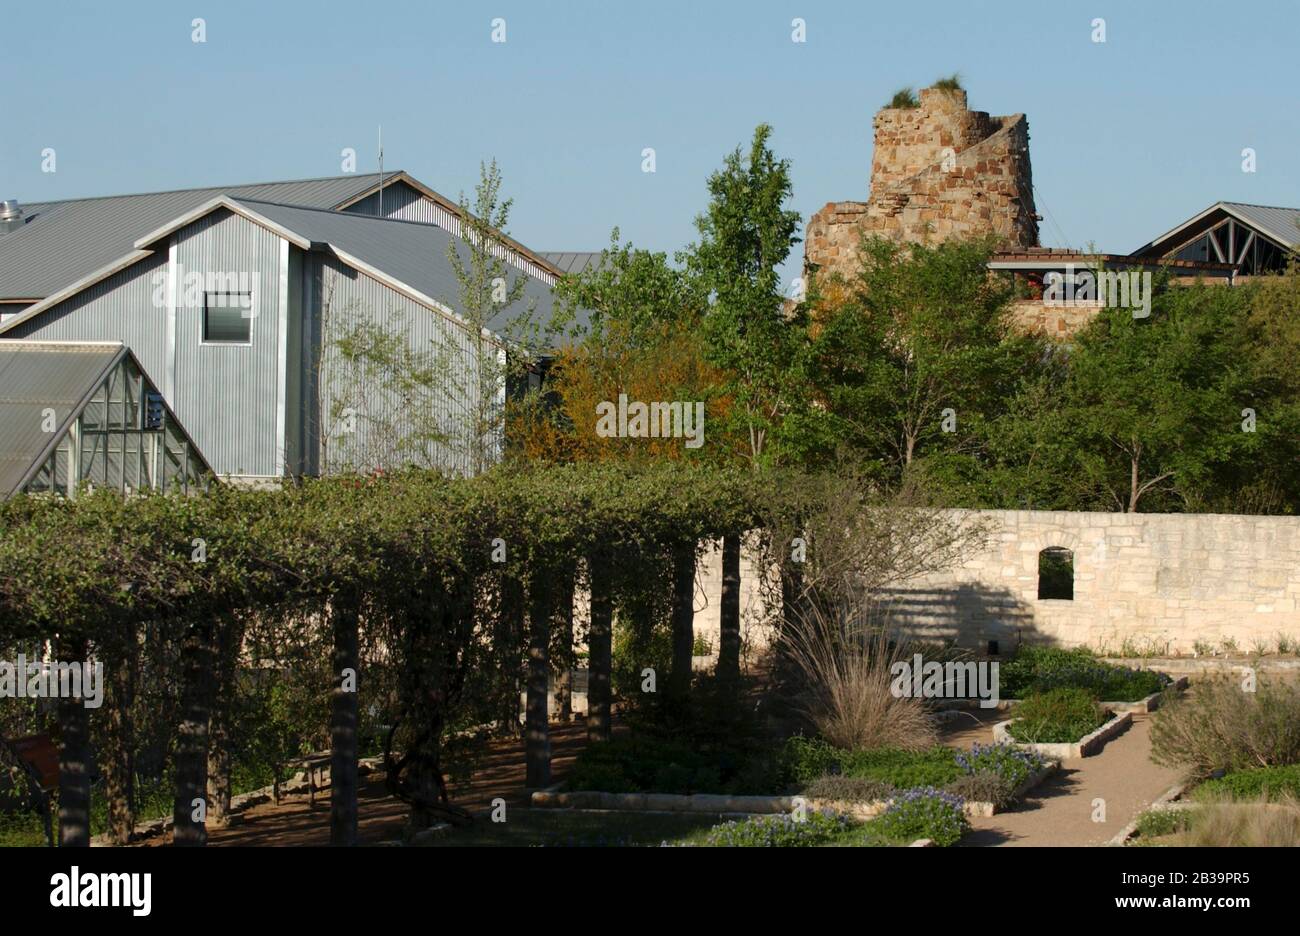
{"left": 0, "top": 341, "right": 212, "bottom": 499}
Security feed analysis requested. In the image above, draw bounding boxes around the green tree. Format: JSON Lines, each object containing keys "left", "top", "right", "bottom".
{"left": 687, "top": 123, "right": 806, "bottom": 686}
{"left": 807, "top": 236, "right": 1046, "bottom": 490}
{"left": 1042, "top": 280, "right": 1259, "bottom": 512}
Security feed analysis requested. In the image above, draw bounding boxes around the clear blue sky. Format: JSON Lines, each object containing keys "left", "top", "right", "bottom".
{"left": 4, "top": 0, "right": 1297, "bottom": 287}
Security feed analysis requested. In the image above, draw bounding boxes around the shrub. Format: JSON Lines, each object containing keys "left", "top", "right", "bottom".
{"left": 950, "top": 742, "right": 1048, "bottom": 805}
{"left": 1194, "top": 764, "right": 1300, "bottom": 802}
{"left": 1000, "top": 645, "right": 1166, "bottom": 701}
{"left": 1006, "top": 688, "right": 1108, "bottom": 744}
{"left": 955, "top": 742, "right": 1046, "bottom": 788}
{"left": 703, "top": 810, "right": 852, "bottom": 847}
{"left": 565, "top": 736, "right": 718, "bottom": 794}
{"left": 1135, "top": 808, "right": 1191, "bottom": 839}
{"left": 1150, "top": 677, "right": 1300, "bottom": 778}
{"left": 946, "top": 772, "right": 1009, "bottom": 807}
{"left": 776, "top": 598, "right": 937, "bottom": 752}
{"left": 779, "top": 736, "right": 843, "bottom": 786}
{"left": 870, "top": 787, "right": 968, "bottom": 847}
{"left": 930, "top": 73, "right": 963, "bottom": 92}
{"left": 800, "top": 774, "right": 893, "bottom": 804}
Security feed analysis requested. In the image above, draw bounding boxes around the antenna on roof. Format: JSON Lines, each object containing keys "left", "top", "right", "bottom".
{"left": 378, "top": 125, "right": 384, "bottom": 217}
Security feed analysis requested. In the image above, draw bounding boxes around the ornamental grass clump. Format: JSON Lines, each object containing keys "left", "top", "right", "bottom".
{"left": 777, "top": 598, "right": 937, "bottom": 752}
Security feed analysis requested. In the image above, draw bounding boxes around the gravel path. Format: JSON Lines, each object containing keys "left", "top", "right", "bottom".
{"left": 942, "top": 710, "right": 1183, "bottom": 846}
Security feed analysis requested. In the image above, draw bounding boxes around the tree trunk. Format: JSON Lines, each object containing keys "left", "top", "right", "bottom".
{"left": 205, "top": 617, "right": 239, "bottom": 825}
{"left": 56, "top": 636, "right": 91, "bottom": 848}
{"left": 499, "top": 574, "right": 526, "bottom": 730}
{"left": 1129, "top": 454, "right": 1140, "bottom": 512}
{"left": 525, "top": 573, "right": 552, "bottom": 789}
{"left": 777, "top": 548, "right": 805, "bottom": 689}
{"left": 330, "top": 596, "right": 360, "bottom": 846}
{"left": 172, "top": 620, "right": 215, "bottom": 846}
{"left": 670, "top": 541, "right": 696, "bottom": 696}
{"left": 586, "top": 555, "right": 613, "bottom": 743}
{"left": 717, "top": 533, "right": 742, "bottom": 685}
{"left": 554, "top": 571, "right": 575, "bottom": 721}
{"left": 102, "top": 637, "right": 136, "bottom": 845}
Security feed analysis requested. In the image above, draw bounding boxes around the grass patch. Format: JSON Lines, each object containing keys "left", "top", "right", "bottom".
{"left": 787, "top": 737, "right": 1046, "bottom": 810}
{"left": 419, "top": 808, "right": 919, "bottom": 847}
{"left": 1133, "top": 798, "right": 1300, "bottom": 847}
{"left": 1193, "top": 764, "right": 1300, "bottom": 802}
{"left": 888, "top": 87, "right": 919, "bottom": 109}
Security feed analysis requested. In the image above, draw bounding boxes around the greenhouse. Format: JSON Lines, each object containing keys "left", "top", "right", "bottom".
{"left": 0, "top": 341, "right": 211, "bottom": 498}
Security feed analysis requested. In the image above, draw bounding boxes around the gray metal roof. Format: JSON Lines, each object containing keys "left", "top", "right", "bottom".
{"left": 0, "top": 341, "right": 123, "bottom": 496}
{"left": 1134, "top": 200, "right": 1300, "bottom": 255}
{"left": 539, "top": 252, "right": 605, "bottom": 276}
{"left": 1219, "top": 203, "right": 1300, "bottom": 248}
{"left": 0, "top": 174, "right": 395, "bottom": 300}
{"left": 233, "top": 199, "right": 590, "bottom": 337}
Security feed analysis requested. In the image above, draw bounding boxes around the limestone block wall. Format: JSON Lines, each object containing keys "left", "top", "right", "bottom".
{"left": 574, "top": 511, "right": 1300, "bottom": 663}
{"left": 879, "top": 510, "right": 1300, "bottom": 654}
{"left": 1007, "top": 298, "right": 1102, "bottom": 338}
{"left": 805, "top": 87, "right": 1039, "bottom": 283}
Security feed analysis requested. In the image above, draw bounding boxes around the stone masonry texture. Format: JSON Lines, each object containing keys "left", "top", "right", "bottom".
{"left": 684, "top": 511, "right": 1300, "bottom": 657}
{"left": 805, "top": 87, "right": 1039, "bottom": 283}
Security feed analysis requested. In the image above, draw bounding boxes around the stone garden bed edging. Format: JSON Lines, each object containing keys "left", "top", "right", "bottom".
{"left": 531, "top": 759, "right": 1059, "bottom": 821}
{"left": 993, "top": 710, "right": 1132, "bottom": 759}
{"left": 930, "top": 674, "right": 1186, "bottom": 717}
{"left": 1107, "top": 782, "right": 1189, "bottom": 847}
{"left": 1103, "top": 675, "right": 1189, "bottom": 714}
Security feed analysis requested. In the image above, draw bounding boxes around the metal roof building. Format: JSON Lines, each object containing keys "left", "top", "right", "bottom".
{"left": 1131, "top": 201, "right": 1300, "bottom": 275}
{"left": 0, "top": 341, "right": 210, "bottom": 498}
{"left": 0, "top": 172, "right": 593, "bottom": 484}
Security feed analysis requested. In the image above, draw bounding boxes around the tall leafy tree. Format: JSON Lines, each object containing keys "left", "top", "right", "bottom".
{"left": 807, "top": 235, "right": 1047, "bottom": 490}
{"left": 1037, "top": 280, "right": 1259, "bottom": 512}
{"left": 687, "top": 123, "right": 805, "bottom": 685}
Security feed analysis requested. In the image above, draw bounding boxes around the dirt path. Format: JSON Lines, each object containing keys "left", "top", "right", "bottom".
{"left": 138, "top": 722, "right": 592, "bottom": 847}
{"left": 941, "top": 710, "right": 1182, "bottom": 846}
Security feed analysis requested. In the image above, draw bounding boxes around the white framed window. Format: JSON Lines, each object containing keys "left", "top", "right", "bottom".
{"left": 203, "top": 291, "right": 254, "bottom": 344}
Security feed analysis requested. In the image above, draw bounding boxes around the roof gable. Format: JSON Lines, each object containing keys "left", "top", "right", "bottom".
{"left": 1134, "top": 201, "right": 1300, "bottom": 256}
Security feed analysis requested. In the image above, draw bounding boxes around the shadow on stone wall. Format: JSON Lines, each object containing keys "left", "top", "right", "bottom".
{"left": 875, "top": 582, "right": 1042, "bottom": 652}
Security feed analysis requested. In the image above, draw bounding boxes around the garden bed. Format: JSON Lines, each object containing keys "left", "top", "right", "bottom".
{"left": 537, "top": 754, "right": 1058, "bottom": 819}
{"left": 994, "top": 709, "right": 1131, "bottom": 759}
{"left": 1102, "top": 675, "right": 1188, "bottom": 714}
{"left": 437, "top": 806, "right": 940, "bottom": 847}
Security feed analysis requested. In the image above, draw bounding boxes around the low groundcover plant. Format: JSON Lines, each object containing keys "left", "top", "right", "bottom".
{"left": 873, "top": 787, "right": 969, "bottom": 847}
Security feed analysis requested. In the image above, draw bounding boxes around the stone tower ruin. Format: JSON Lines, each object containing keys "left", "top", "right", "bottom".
{"left": 805, "top": 87, "right": 1039, "bottom": 281}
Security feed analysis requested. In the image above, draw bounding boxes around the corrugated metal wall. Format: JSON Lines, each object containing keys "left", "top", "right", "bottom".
{"left": 10, "top": 210, "right": 285, "bottom": 479}
{"left": 6, "top": 251, "right": 168, "bottom": 366}
{"left": 170, "top": 208, "right": 283, "bottom": 478}
{"left": 309, "top": 252, "right": 497, "bottom": 476}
